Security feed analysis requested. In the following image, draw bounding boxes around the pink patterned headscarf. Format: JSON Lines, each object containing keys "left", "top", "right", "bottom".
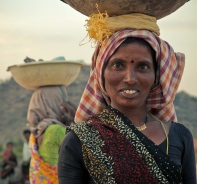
{"left": 75, "top": 29, "right": 185, "bottom": 123}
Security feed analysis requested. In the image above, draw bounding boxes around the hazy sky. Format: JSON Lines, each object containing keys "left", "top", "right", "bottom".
{"left": 1, "top": 0, "right": 197, "bottom": 96}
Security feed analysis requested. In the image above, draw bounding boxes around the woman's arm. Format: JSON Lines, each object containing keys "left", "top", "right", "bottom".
{"left": 181, "top": 128, "right": 196, "bottom": 184}
{"left": 58, "top": 131, "right": 90, "bottom": 184}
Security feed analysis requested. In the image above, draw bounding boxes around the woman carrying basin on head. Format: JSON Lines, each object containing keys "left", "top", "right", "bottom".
{"left": 58, "top": 12, "right": 196, "bottom": 183}
{"left": 27, "top": 85, "right": 76, "bottom": 184}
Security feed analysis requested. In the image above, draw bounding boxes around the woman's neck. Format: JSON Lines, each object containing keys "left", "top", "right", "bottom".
{"left": 111, "top": 105, "right": 147, "bottom": 127}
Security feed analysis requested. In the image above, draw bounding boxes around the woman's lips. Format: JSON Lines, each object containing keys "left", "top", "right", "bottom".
{"left": 123, "top": 90, "right": 136, "bottom": 94}
{"left": 120, "top": 89, "right": 139, "bottom": 98}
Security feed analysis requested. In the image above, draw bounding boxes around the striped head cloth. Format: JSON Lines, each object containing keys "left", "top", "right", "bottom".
{"left": 75, "top": 29, "right": 185, "bottom": 123}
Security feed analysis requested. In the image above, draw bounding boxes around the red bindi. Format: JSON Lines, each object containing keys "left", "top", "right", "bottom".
{"left": 131, "top": 60, "right": 134, "bottom": 63}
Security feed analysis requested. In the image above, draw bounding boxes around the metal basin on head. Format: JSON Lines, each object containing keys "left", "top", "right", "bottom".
{"left": 61, "top": 0, "right": 187, "bottom": 19}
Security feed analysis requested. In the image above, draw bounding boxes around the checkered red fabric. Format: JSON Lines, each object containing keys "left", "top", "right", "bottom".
{"left": 75, "top": 29, "right": 185, "bottom": 123}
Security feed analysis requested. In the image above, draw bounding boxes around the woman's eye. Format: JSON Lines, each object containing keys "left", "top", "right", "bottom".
{"left": 112, "top": 62, "right": 123, "bottom": 69}
{"left": 139, "top": 64, "right": 148, "bottom": 70}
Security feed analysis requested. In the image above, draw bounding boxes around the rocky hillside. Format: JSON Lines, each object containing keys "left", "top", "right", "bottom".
{"left": 0, "top": 64, "right": 197, "bottom": 147}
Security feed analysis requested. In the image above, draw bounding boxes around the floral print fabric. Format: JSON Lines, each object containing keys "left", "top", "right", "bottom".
{"left": 29, "top": 134, "right": 58, "bottom": 184}
{"left": 68, "top": 106, "right": 182, "bottom": 184}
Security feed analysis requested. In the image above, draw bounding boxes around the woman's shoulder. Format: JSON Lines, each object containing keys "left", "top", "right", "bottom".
{"left": 47, "top": 123, "right": 65, "bottom": 131}
{"left": 42, "top": 124, "right": 66, "bottom": 144}
{"left": 64, "top": 130, "right": 80, "bottom": 142}
{"left": 60, "top": 130, "right": 82, "bottom": 155}
{"left": 172, "top": 122, "right": 191, "bottom": 132}
{"left": 65, "top": 120, "right": 101, "bottom": 146}
{"left": 170, "top": 122, "right": 193, "bottom": 140}
{"left": 66, "top": 121, "right": 93, "bottom": 136}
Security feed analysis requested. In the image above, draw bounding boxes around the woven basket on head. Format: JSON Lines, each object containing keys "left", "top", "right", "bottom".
{"left": 7, "top": 61, "right": 84, "bottom": 90}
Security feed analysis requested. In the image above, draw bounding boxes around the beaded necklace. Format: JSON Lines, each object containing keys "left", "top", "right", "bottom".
{"left": 136, "top": 113, "right": 148, "bottom": 131}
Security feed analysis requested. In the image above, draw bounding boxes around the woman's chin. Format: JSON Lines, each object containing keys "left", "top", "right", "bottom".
{"left": 111, "top": 101, "right": 144, "bottom": 111}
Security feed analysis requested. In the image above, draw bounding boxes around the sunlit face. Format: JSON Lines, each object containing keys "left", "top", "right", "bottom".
{"left": 103, "top": 41, "right": 155, "bottom": 112}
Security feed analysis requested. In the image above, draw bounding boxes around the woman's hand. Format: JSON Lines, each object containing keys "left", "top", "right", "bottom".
{"left": 61, "top": 101, "right": 77, "bottom": 126}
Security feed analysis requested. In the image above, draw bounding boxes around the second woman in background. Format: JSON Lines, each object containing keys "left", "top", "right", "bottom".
{"left": 27, "top": 85, "right": 76, "bottom": 184}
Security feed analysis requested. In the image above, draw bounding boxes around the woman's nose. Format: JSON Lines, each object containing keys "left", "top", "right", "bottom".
{"left": 123, "top": 69, "right": 137, "bottom": 84}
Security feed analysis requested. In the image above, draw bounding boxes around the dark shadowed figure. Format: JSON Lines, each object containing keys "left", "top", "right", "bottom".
{"left": 0, "top": 142, "right": 17, "bottom": 184}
